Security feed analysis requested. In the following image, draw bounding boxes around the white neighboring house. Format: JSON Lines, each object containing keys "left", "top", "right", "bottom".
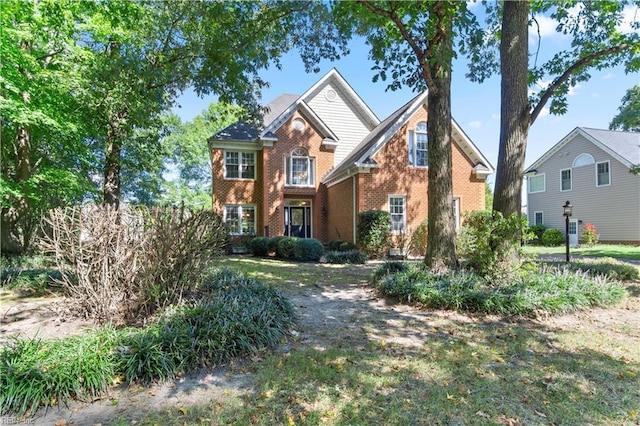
{"left": 524, "top": 127, "right": 640, "bottom": 245}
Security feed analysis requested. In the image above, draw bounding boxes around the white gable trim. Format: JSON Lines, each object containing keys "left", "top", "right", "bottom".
{"left": 526, "top": 127, "right": 634, "bottom": 172}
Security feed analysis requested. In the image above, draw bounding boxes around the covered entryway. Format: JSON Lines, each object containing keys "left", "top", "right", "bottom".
{"left": 284, "top": 200, "right": 312, "bottom": 238}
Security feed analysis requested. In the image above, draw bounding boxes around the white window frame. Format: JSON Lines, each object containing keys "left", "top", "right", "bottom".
{"left": 224, "top": 151, "right": 255, "bottom": 180}
{"left": 533, "top": 211, "right": 544, "bottom": 226}
{"left": 452, "top": 197, "right": 460, "bottom": 232}
{"left": 560, "top": 168, "right": 572, "bottom": 192}
{"left": 224, "top": 204, "right": 256, "bottom": 235}
{"left": 528, "top": 174, "right": 546, "bottom": 193}
{"left": 573, "top": 153, "right": 595, "bottom": 168}
{"left": 388, "top": 195, "right": 406, "bottom": 234}
{"left": 408, "top": 122, "right": 428, "bottom": 167}
{"left": 285, "top": 148, "right": 316, "bottom": 187}
{"left": 596, "top": 161, "right": 610, "bottom": 187}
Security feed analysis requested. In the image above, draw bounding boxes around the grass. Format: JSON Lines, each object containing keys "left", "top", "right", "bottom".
{"left": 108, "top": 257, "right": 640, "bottom": 426}
{"left": 0, "top": 255, "right": 63, "bottom": 296}
{"left": 523, "top": 243, "right": 640, "bottom": 261}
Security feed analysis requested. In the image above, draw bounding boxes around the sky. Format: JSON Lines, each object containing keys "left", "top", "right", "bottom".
{"left": 172, "top": 7, "right": 639, "bottom": 186}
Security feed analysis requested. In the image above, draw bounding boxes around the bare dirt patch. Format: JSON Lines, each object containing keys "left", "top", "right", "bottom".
{"left": 2, "top": 268, "right": 639, "bottom": 425}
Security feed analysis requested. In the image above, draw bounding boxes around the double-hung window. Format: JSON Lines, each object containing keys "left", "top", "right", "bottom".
{"left": 224, "top": 205, "right": 255, "bottom": 235}
{"left": 225, "top": 151, "right": 255, "bottom": 179}
{"left": 534, "top": 211, "right": 544, "bottom": 226}
{"left": 561, "top": 169, "right": 572, "bottom": 191}
{"left": 286, "top": 148, "right": 315, "bottom": 186}
{"left": 528, "top": 174, "right": 545, "bottom": 193}
{"left": 389, "top": 195, "right": 406, "bottom": 233}
{"left": 596, "top": 161, "right": 610, "bottom": 186}
{"left": 408, "top": 122, "right": 428, "bottom": 167}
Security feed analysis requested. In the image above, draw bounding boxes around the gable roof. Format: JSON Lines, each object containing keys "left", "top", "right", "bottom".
{"left": 525, "top": 127, "right": 640, "bottom": 172}
{"left": 210, "top": 68, "right": 379, "bottom": 144}
{"left": 323, "top": 92, "right": 495, "bottom": 186}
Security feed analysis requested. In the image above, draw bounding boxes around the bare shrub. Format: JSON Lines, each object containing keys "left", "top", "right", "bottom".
{"left": 40, "top": 205, "right": 228, "bottom": 324}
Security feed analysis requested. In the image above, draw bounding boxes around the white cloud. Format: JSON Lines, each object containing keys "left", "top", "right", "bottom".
{"left": 568, "top": 84, "right": 581, "bottom": 96}
{"left": 530, "top": 15, "right": 560, "bottom": 38}
{"left": 603, "top": 73, "right": 615, "bottom": 80}
{"left": 619, "top": 6, "right": 640, "bottom": 34}
{"left": 468, "top": 121, "right": 482, "bottom": 129}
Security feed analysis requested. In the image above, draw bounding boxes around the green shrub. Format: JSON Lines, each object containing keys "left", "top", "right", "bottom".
{"left": 329, "top": 240, "right": 357, "bottom": 252}
{"left": 408, "top": 220, "right": 428, "bottom": 257}
{"left": 357, "top": 210, "right": 391, "bottom": 259}
{"left": 247, "top": 237, "right": 270, "bottom": 257}
{"left": 324, "top": 250, "right": 368, "bottom": 264}
{"left": 0, "top": 327, "right": 120, "bottom": 416}
{"left": 293, "top": 238, "right": 325, "bottom": 261}
{"left": 527, "top": 224, "right": 546, "bottom": 245}
{"left": 276, "top": 237, "right": 297, "bottom": 259}
{"left": 457, "top": 211, "right": 530, "bottom": 279}
{"left": 371, "top": 261, "right": 409, "bottom": 283}
{"left": 268, "top": 236, "right": 287, "bottom": 254}
{"left": 542, "top": 228, "right": 565, "bottom": 246}
{"left": 372, "top": 264, "right": 627, "bottom": 316}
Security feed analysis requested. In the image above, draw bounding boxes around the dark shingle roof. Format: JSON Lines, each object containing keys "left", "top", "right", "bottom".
{"left": 581, "top": 127, "right": 640, "bottom": 165}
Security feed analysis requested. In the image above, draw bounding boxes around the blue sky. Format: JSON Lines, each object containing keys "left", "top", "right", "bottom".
{"left": 173, "top": 9, "right": 639, "bottom": 185}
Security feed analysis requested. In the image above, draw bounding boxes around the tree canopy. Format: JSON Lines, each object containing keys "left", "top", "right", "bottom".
{"left": 610, "top": 85, "right": 640, "bottom": 132}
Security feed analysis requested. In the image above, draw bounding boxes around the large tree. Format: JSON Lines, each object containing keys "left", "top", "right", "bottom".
{"left": 329, "top": 1, "right": 482, "bottom": 270}
{"left": 610, "top": 85, "right": 640, "bottom": 132}
{"left": 471, "top": 1, "right": 640, "bottom": 218}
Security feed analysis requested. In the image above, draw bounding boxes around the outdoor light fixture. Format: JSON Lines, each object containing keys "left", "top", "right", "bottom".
{"left": 562, "top": 200, "right": 572, "bottom": 262}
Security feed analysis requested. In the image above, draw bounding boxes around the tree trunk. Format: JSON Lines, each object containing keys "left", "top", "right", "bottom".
{"left": 492, "top": 0, "right": 530, "bottom": 218}
{"left": 425, "top": 16, "right": 457, "bottom": 272}
{"left": 103, "top": 124, "right": 122, "bottom": 208}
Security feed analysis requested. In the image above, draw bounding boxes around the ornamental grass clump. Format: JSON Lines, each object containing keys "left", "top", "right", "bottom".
{"left": 373, "top": 261, "right": 626, "bottom": 316}
{"left": 324, "top": 250, "right": 368, "bottom": 264}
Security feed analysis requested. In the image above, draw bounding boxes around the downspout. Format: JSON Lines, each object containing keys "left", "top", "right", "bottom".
{"left": 352, "top": 175, "right": 357, "bottom": 244}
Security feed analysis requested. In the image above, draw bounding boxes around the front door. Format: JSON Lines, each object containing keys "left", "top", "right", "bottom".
{"left": 284, "top": 202, "right": 311, "bottom": 238}
{"left": 569, "top": 219, "right": 578, "bottom": 246}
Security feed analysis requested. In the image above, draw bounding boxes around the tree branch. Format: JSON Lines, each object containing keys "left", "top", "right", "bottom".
{"left": 358, "top": 0, "right": 436, "bottom": 92}
{"left": 530, "top": 43, "right": 634, "bottom": 124}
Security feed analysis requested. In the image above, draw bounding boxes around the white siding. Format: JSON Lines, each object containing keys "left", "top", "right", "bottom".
{"left": 528, "top": 133, "right": 640, "bottom": 242}
{"left": 305, "top": 82, "right": 374, "bottom": 167}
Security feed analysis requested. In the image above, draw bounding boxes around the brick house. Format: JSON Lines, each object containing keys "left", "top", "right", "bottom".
{"left": 208, "top": 68, "right": 493, "bottom": 247}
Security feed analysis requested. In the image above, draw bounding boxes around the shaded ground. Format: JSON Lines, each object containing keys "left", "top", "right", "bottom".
{"left": 1, "top": 260, "right": 639, "bottom": 425}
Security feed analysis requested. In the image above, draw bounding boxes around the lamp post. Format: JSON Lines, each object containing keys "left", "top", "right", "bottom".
{"left": 562, "top": 200, "right": 573, "bottom": 262}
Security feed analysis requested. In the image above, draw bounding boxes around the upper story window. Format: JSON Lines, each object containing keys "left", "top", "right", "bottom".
{"left": 573, "top": 153, "right": 595, "bottom": 168}
{"left": 285, "top": 147, "right": 315, "bottom": 187}
{"left": 408, "top": 122, "right": 428, "bottom": 167}
{"left": 224, "top": 205, "right": 255, "bottom": 235}
{"left": 561, "top": 169, "right": 572, "bottom": 191}
{"left": 389, "top": 195, "right": 406, "bottom": 233}
{"left": 225, "top": 151, "right": 255, "bottom": 180}
{"left": 596, "top": 161, "right": 610, "bottom": 186}
{"left": 528, "top": 174, "right": 545, "bottom": 193}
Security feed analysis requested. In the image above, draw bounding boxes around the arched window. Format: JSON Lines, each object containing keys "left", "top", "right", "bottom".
{"left": 286, "top": 148, "right": 316, "bottom": 186}
{"left": 573, "top": 153, "right": 595, "bottom": 168}
{"left": 408, "top": 122, "right": 428, "bottom": 167}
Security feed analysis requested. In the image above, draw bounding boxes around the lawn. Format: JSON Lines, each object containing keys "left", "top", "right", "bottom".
{"left": 109, "top": 256, "right": 640, "bottom": 426}
{"left": 523, "top": 243, "right": 640, "bottom": 261}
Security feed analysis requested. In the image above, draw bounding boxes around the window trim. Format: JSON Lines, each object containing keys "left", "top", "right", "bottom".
{"left": 408, "top": 121, "right": 428, "bottom": 168}
{"left": 388, "top": 195, "right": 407, "bottom": 234}
{"left": 285, "top": 148, "right": 316, "bottom": 187}
{"left": 528, "top": 173, "right": 546, "bottom": 194}
{"left": 560, "top": 168, "right": 572, "bottom": 192}
{"left": 596, "top": 160, "right": 611, "bottom": 187}
{"left": 223, "top": 204, "right": 256, "bottom": 235}
{"left": 573, "top": 153, "right": 595, "bottom": 168}
{"left": 533, "top": 211, "right": 544, "bottom": 226}
{"left": 224, "top": 150, "right": 256, "bottom": 180}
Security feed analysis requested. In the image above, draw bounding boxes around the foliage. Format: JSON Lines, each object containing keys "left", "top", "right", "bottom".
{"left": 610, "top": 85, "right": 640, "bottom": 132}
{"left": 0, "top": 326, "right": 120, "bottom": 416}
{"left": 581, "top": 223, "right": 599, "bottom": 247}
{"left": 373, "top": 262, "right": 627, "bottom": 316}
{"left": 120, "top": 268, "right": 294, "bottom": 384}
{"left": 485, "top": 183, "right": 494, "bottom": 210}
{"left": 39, "top": 205, "right": 228, "bottom": 323}
{"left": 275, "top": 237, "right": 298, "bottom": 260}
{"left": 247, "top": 237, "right": 271, "bottom": 257}
{"left": 328, "top": 240, "right": 357, "bottom": 252}
{"left": 457, "top": 211, "right": 530, "bottom": 279}
{"left": 542, "top": 228, "right": 565, "bottom": 247}
{"left": 267, "top": 236, "right": 287, "bottom": 254}
{"left": 357, "top": 210, "right": 392, "bottom": 259}
{"left": 371, "top": 261, "right": 409, "bottom": 284}
{"left": 570, "top": 257, "right": 639, "bottom": 281}
{"left": 293, "top": 238, "right": 325, "bottom": 262}
{"left": 527, "top": 224, "right": 546, "bottom": 245}
{"left": 0, "top": 255, "right": 61, "bottom": 295}
{"left": 324, "top": 250, "right": 368, "bottom": 265}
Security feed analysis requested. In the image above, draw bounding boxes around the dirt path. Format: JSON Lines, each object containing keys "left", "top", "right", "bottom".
{"left": 2, "top": 269, "right": 639, "bottom": 425}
